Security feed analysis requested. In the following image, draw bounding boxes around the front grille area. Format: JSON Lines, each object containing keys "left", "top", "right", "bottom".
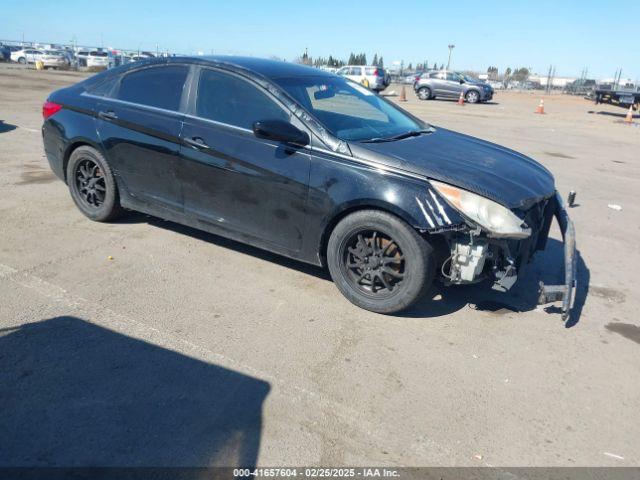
{"left": 509, "top": 196, "right": 556, "bottom": 267}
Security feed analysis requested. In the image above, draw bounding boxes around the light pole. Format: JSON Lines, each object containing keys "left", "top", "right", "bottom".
{"left": 447, "top": 44, "right": 455, "bottom": 70}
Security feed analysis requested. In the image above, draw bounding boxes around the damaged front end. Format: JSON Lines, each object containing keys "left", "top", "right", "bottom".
{"left": 432, "top": 191, "right": 576, "bottom": 321}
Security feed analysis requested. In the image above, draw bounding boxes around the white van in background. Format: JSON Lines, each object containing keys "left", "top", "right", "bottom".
{"left": 76, "top": 50, "right": 112, "bottom": 69}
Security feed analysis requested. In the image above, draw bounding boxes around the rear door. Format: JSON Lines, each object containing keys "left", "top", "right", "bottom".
{"left": 431, "top": 71, "right": 447, "bottom": 95}
{"left": 27, "top": 50, "right": 41, "bottom": 63}
{"left": 177, "top": 67, "right": 311, "bottom": 252}
{"left": 95, "top": 64, "right": 190, "bottom": 214}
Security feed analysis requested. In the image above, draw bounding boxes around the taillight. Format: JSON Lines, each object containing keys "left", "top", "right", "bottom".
{"left": 373, "top": 68, "right": 380, "bottom": 77}
{"left": 415, "top": 75, "right": 420, "bottom": 82}
{"left": 42, "top": 101, "right": 62, "bottom": 119}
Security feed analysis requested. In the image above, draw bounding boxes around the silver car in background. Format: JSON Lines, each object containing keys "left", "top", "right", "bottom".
{"left": 414, "top": 70, "right": 494, "bottom": 103}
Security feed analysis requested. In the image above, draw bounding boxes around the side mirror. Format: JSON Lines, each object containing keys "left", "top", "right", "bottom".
{"left": 252, "top": 119, "right": 309, "bottom": 146}
{"left": 459, "top": 78, "right": 464, "bottom": 84}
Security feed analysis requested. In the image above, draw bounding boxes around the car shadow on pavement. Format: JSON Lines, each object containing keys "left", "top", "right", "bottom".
{"left": 0, "top": 316, "right": 270, "bottom": 468}
{"left": 588, "top": 110, "right": 639, "bottom": 119}
{"left": 424, "top": 99, "right": 500, "bottom": 106}
{"left": 401, "top": 239, "right": 589, "bottom": 328}
{"left": 0, "top": 120, "right": 17, "bottom": 133}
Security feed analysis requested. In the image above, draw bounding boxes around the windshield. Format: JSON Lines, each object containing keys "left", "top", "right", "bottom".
{"left": 273, "top": 76, "right": 423, "bottom": 142}
{"left": 90, "top": 51, "right": 108, "bottom": 57}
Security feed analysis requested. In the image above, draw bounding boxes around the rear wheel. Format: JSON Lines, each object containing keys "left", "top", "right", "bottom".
{"left": 465, "top": 90, "right": 480, "bottom": 104}
{"left": 327, "top": 210, "right": 435, "bottom": 314}
{"left": 417, "top": 86, "right": 432, "bottom": 100}
{"left": 66, "top": 146, "right": 123, "bottom": 222}
{"left": 18, "top": 57, "right": 26, "bottom": 64}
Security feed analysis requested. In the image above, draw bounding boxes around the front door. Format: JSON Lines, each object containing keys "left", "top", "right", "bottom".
{"left": 178, "top": 67, "right": 311, "bottom": 253}
{"left": 95, "top": 64, "right": 189, "bottom": 214}
{"left": 442, "top": 72, "right": 463, "bottom": 98}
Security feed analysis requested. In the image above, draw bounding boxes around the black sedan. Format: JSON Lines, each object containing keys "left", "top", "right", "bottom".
{"left": 42, "top": 56, "right": 575, "bottom": 318}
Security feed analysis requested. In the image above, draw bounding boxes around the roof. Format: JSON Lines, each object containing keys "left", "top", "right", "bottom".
{"left": 181, "top": 55, "right": 335, "bottom": 80}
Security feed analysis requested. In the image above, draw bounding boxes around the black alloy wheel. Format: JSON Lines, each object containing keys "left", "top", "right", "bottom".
{"left": 327, "top": 210, "right": 435, "bottom": 314}
{"left": 75, "top": 159, "right": 106, "bottom": 208}
{"left": 342, "top": 230, "right": 405, "bottom": 297}
{"left": 66, "top": 145, "right": 123, "bottom": 222}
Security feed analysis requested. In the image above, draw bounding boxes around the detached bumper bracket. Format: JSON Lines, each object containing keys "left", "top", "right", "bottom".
{"left": 537, "top": 193, "right": 577, "bottom": 321}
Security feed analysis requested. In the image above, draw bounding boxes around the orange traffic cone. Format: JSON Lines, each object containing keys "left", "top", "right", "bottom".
{"left": 535, "top": 99, "right": 545, "bottom": 114}
{"left": 624, "top": 105, "right": 634, "bottom": 124}
{"left": 458, "top": 91, "right": 465, "bottom": 105}
{"left": 400, "top": 85, "right": 407, "bottom": 102}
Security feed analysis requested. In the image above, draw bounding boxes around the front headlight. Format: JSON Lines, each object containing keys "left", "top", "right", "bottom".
{"left": 431, "top": 181, "right": 531, "bottom": 238}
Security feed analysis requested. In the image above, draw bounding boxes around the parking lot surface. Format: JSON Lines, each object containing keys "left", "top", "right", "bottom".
{"left": 1, "top": 66, "right": 639, "bottom": 467}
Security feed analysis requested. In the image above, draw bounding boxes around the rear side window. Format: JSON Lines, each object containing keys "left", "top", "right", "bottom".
{"left": 196, "top": 69, "right": 288, "bottom": 129}
{"left": 116, "top": 66, "right": 188, "bottom": 111}
{"left": 86, "top": 74, "right": 118, "bottom": 97}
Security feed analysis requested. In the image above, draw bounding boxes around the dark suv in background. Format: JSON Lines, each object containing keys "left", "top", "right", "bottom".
{"left": 0, "top": 44, "right": 11, "bottom": 62}
{"left": 414, "top": 70, "right": 494, "bottom": 103}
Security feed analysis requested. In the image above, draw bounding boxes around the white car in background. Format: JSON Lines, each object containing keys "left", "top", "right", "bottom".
{"left": 10, "top": 48, "right": 44, "bottom": 64}
{"left": 76, "top": 50, "right": 112, "bottom": 68}
{"left": 336, "top": 65, "right": 389, "bottom": 92}
{"left": 10, "top": 49, "right": 67, "bottom": 68}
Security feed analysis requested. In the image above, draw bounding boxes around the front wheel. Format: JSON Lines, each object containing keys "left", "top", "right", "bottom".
{"left": 465, "top": 90, "right": 480, "bottom": 104}
{"left": 18, "top": 57, "right": 26, "bottom": 64}
{"left": 327, "top": 210, "right": 435, "bottom": 314}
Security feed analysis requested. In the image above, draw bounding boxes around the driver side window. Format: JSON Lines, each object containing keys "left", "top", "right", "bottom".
{"left": 196, "top": 69, "right": 289, "bottom": 130}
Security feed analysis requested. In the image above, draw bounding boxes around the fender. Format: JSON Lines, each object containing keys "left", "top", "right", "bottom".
{"left": 43, "top": 109, "right": 102, "bottom": 183}
{"left": 299, "top": 148, "right": 467, "bottom": 265}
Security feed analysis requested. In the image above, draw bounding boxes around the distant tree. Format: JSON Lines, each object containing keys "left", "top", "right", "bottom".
{"left": 372, "top": 53, "right": 378, "bottom": 67}
{"left": 348, "top": 53, "right": 355, "bottom": 65}
{"left": 407, "top": 62, "right": 413, "bottom": 71}
{"left": 440, "top": 63, "right": 445, "bottom": 70}
{"left": 378, "top": 56, "right": 384, "bottom": 68}
{"left": 512, "top": 67, "right": 530, "bottom": 82}
{"left": 503, "top": 67, "right": 512, "bottom": 86}
{"left": 297, "top": 49, "right": 312, "bottom": 65}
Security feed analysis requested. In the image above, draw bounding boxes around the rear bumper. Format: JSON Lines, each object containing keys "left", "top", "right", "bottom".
{"left": 537, "top": 193, "right": 576, "bottom": 321}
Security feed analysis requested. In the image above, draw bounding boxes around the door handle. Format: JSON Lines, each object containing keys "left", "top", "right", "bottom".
{"left": 98, "top": 110, "right": 118, "bottom": 121}
{"left": 184, "top": 137, "right": 210, "bottom": 150}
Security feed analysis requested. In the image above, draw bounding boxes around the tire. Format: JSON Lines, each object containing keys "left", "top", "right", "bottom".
{"left": 66, "top": 146, "right": 123, "bottom": 222}
{"left": 327, "top": 210, "right": 435, "bottom": 314}
{"left": 417, "top": 86, "right": 432, "bottom": 100}
{"left": 18, "top": 57, "right": 26, "bottom": 64}
{"left": 465, "top": 90, "right": 480, "bottom": 104}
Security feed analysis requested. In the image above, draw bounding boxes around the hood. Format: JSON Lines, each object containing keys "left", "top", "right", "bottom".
{"left": 349, "top": 127, "right": 555, "bottom": 210}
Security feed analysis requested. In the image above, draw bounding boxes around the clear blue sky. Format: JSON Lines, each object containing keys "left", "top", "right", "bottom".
{"left": 1, "top": 0, "right": 638, "bottom": 79}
